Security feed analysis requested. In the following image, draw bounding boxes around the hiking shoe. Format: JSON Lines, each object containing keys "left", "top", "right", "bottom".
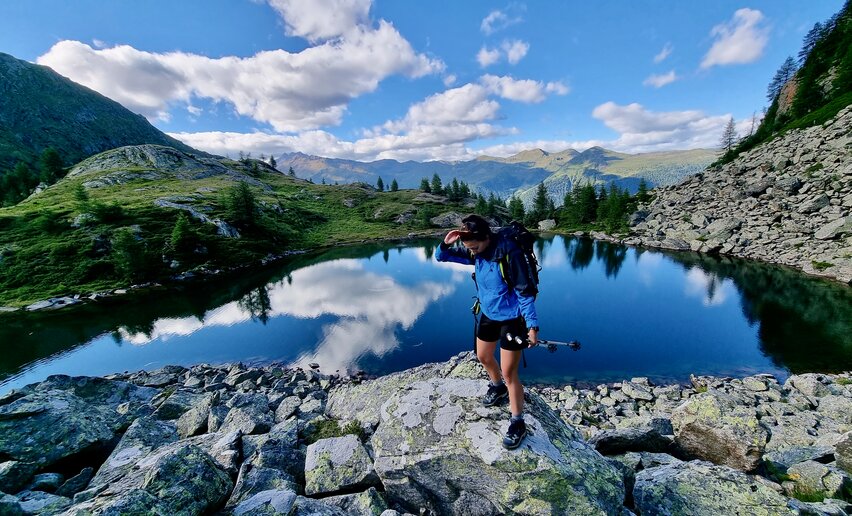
{"left": 482, "top": 383, "right": 508, "bottom": 406}
{"left": 503, "top": 418, "right": 527, "bottom": 449}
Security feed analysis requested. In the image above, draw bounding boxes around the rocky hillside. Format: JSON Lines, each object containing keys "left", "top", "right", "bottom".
{"left": 1, "top": 353, "right": 850, "bottom": 514}
{"left": 627, "top": 105, "right": 852, "bottom": 284}
{"left": 0, "top": 52, "right": 199, "bottom": 171}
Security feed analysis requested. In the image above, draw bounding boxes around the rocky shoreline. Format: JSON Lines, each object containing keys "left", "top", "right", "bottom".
{"left": 1, "top": 352, "right": 850, "bottom": 515}
{"left": 626, "top": 106, "right": 852, "bottom": 285}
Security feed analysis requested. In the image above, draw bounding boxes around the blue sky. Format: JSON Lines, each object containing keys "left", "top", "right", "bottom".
{"left": 0, "top": 0, "right": 843, "bottom": 161}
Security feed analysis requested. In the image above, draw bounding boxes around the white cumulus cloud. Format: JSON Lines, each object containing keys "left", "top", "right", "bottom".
{"left": 37, "top": 3, "right": 442, "bottom": 132}
{"left": 502, "top": 39, "right": 529, "bottom": 64}
{"left": 653, "top": 42, "right": 673, "bottom": 63}
{"left": 643, "top": 70, "right": 678, "bottom": 88}
{"left": 480, "top": 74, "right": 567, "bottom": 103}
{"left": 477, "top": 46, "right": 501, "bottom": 67}
{"left": 592, "top": 101, "right": 737, "bottom": 152}
{"left": 265, "top": 0, "right": 371, "bottom": 42}
{"left": 480, "top": 9, "right": 522, "bottom": 34}
{"left": 701, "top": 8, "right": 769, "bottom": 69}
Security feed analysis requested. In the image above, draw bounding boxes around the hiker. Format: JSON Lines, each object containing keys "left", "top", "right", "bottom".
{"left": 436, "top": 214, "right": 539, "bottom": 449}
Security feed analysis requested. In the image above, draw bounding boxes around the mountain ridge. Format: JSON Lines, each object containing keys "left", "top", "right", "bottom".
{"left": 0, "top": 52, "right": 200, "bottom": 171}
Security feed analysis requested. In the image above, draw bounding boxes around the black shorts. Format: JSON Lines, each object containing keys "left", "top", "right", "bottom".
{"left": 477, "top": 313, "right": 527, "bottom": 351}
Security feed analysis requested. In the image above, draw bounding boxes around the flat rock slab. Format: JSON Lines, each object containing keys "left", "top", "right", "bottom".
{"left": 633, "top": 460, "right": 791, "bottom": 515}
{"left": 305, "top": 434, "right": 379, "bottom": 496}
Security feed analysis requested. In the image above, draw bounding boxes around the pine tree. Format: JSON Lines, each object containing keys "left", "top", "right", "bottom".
{"left": 720, "top": 117, "right": 738, "bottom": 153}
{"left": 376, "top": 177, "right": 384, "bottom": 192}
{"left": 508, "top": 196, "right": 525, "bottom": 221}
{"left": 430, "top": 174, "right": 443, "bottom": 195}
{"left": 73, "top": 182, "right": 90, "bottom": 211}
{"left": 636, "top": 179, "right": 651, "bottom": 204}
{"left": 390, "top": 179, "right": 399, "bottom": 192}
{"left": 475, "top": 194, "right": 489, "bottom": 215}
{"left": 419, "top": 178, "right": 431, "bottom": 193}
{"left": 224, "top": 182, "right": 258, "bottom": 227}
{"left": 269, "top": 155, "right": 277, "bottom": 168}
{"left": 39, "top": 148, "right": 63, "bottom": 184}
{"left": 459, "top": 181, "right": 471, "bottom": 199}
{"left": 799, "top": 22, "right": 824, "bottom": 65}
{"left": 288, "top": 166, "right": 296, "bottom": 177}
{"left": 766, "top": 56, "right": 797, "bottom": 102}
{"left": 532, "top": 182, "right": 549, "bottom": 221}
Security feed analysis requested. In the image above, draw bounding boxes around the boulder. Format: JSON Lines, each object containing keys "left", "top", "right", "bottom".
{"left": 220, "top": 393, "right": 274, "bottom": 435}
{"left": 15, "top": 490, "right": 72, "bottom": 514}
{"left": 230, "top": 488, "right": 298, "bottom": 515}
{"left": 305, "top": 434, "right": 379, "bottom": 496}
{"left": 0, "top": 376, "right": 157, "bottom": 469}
{"left": 814, "top": 217, "right": 851, "bottom": 240}
{"left": 784, "top": 460, "right": 851, "bottom": 500}
{"left": 0, "top": 461, "right": 37, "bottom": 494}
{"left": 836, "top": 431, "right": 852, "bottom": 474}
{"left": 762, "top": 445, "right": 835, "bottom": 478}
{"left": 367, "top": 371, "right": 624, "bottom": 514}
{"left": 89, "top": 417, "right": 178, "bottom": 488}
{"left": 785, "top": 374, "right": 830, "bottom": 398}
{"left": 55, "top": 467, "right": 94, "bottom": 498}
{"left": 633, "top": 461, "right": 790, "bottom": 515}
{"left": 323, "top": 487, "right": 390, "bottom": 515}
{"left": 26, "top": 472, "right": 64, "bottom": 493}
{"left": 176, "top": 393, "right": 217, "bottom": 438}
{"left": 0, "top": 494, "right": 23, "bottom": 516}
{"left": 816, "top": 395, "right": 852, "bottom": 425}
{"left": 671, "top": 390, "right": 768, "bottom": 471}
{"left": 224, "top": 463, "right": 300, "bottom": 512}
{"left": 538, "top": 219, "right": 556, "bottom": 231}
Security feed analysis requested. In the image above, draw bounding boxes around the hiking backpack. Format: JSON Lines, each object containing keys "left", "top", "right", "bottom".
{"left": 496, "top": 220, "right": 540, "bottom": 297}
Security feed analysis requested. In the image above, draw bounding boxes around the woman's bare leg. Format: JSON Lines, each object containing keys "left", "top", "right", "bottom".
{"left": 476, "top": 338, "right": 501, "bottom": 384}
{"left": 500, "top": 348, "right": 524, "bottom": 415}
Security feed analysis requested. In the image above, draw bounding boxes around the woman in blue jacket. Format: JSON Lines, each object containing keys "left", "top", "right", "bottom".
{"left": 436, "top": 214, "right": 539, "bottom": 449}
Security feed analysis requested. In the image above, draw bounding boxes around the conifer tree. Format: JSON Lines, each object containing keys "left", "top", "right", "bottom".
{"left": 508, "top": 195, "right": 525, "bottom": 222}
{"left": 39, "top": 148, "right": 63, "bottom": 184}
{"left": 720, "top": 117, "right": 738, "bottom": 153}
{"left": 430, "top": 174, "right": 443, "bottom": 195}
{"left": 799, "top": 22, "right": 824, "bottom": 65}
{"left": 269, "top": 155, "right": 277, "bottom": 168}
{"left": 636, "top": 179, "right": 651, "bottom": 204}
{"left": 419, "top": 178, "right": 431, "bottom": 193}
{"left": 475, "top": 194, "right": 489, "bottom": 215}
{"left": 376, "top": 177, "right": 384, "bottom": 192}
{"left": 390, "top": 179, "right": 399, "bottom": 191}
{"left": 288, "top": 166, "right": 296, "bottom": 177}
{"left": 766, "top": 56, "right": 798, "bottom": 102}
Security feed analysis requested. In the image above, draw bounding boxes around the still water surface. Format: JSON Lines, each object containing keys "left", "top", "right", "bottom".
{"left": 1, "top": 235, "right": 851, "bottom": 394}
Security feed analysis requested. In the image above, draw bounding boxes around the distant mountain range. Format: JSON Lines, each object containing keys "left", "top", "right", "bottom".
{"left": 0, "top": 52, "right": 199, "bottom": 170}
{"left": 278, "top": 146, "right": 716, "bottom": 203}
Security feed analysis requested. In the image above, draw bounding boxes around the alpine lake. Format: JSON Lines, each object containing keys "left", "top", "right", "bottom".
{"left": 2, "top": 234, "right": 851, "bottom": 395}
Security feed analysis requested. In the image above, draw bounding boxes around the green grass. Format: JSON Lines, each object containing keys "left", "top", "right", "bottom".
{"left": 836, "top": 377, "right": 852, "bottom": 386}
{"left": 812, "top": 260, "right": 834, "bottom": 271}
{"left": 302, "top": 418, "right": 366, "bottom": 445}
{"left": 0, "top": 160, "right": 472, "bottom": 307}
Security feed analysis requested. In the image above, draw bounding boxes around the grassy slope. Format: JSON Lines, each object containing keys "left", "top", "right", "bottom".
{"left": 0, "top": 153, "right": 464, "bottom": 307}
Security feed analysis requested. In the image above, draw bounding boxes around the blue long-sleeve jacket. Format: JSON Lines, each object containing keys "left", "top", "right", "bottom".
{"left": 436, "top": 236, "right": 538, "bottom": 329}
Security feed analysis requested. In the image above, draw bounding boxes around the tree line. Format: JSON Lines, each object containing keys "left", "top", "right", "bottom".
{"left": 718, "top": 0, "right": 852, "bottom": 163}
{"left": 0, "top": 148, "right": 64, "bottom": 206}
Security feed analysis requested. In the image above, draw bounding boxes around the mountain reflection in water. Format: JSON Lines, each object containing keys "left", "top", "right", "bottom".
{"left": 1, "top": 236, "right": 850, "bottom": 394}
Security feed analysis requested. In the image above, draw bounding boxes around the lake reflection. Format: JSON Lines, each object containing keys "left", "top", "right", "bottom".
{"left": 1, "top": 236, "right": 850, "bottom": 393}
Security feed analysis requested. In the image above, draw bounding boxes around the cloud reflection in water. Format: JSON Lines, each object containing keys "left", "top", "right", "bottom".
{"left": 117, "top": 258, "right": 456, "bottom": 372}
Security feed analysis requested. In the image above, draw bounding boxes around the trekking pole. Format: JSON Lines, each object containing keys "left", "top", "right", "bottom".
{"left": 506, "top": 333, "right": 581, "bottom": 353}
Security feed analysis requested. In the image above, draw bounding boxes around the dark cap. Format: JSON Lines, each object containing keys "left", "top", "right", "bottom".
{"left": 458, "top": 214, "right": 492, "bottom": 241}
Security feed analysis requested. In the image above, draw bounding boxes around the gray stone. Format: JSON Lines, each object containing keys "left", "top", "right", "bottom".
{"left": 786, "top": 374, "right": 831, "bottom": 398}
{"left": 305, "top": 434, "right": 379, "bottom": 496}
{"left": 836, "top": 431, "right": 852, "bottom": 474}
{"left": 0, "top": 494, "right": 23, "bottom": 516}
{"left": 274, "top": 396, "right": 301, "bottom": 422}
{"left": 671, "top": 390, "right": 768, "bottom": 471}
{"left": 16, "top": 490, "right": 72, "bottom": 514}
{"left": 799, "top": 194, "right": 831, "bottom": 214}
{"left": 787, "top": 498, "right": 852, "bottom": 516}
{"left": 138, "top": 444, "right": 233, "bottom": 514}
{"left": 633, "top": 461, "right": 790, "bottom": 515}
{"left": 367, "top": 367, "right": 624, "bottom": 514}
{"left": 175, "top": 393, "right": 216, "bottom": 438}
{"left": 55, "top": 467, "right": 94, "bottom": 498}
{"left": 0, "top": 461, "right": 37, "bottom": 494}
{"left": 763, "top": 446, "right": 835, "bottom": 477}
{"left": 323, "top": 487, "right": 390, "bottom": 515}
{"left": 815, "top": 217, "right": 851, "bottom": 240}
{"left": 0, "top": 376, "right": 157, "bottom": 469}
{"left": 621, "top": 382, "right": 654, "bottom": 401}
{"left": 785, "top": 460, "right": 852, "bottom": 500}
{"left": 90, "top": 417, "right": 178, "bottom": 488}
{"left": 221, "top": 393, "right": 273, "bottom": 435}
{"left": 26, "top": 472, "right": 64, "bottom": 493}
{"left": 231, "top": 488, "right": 298, "bottom": 515}
{"left": 225, "top": 463, "right": 300, "bottom": 512}
{"left": 816, "top": 395, "right": 852, "bottom": 425}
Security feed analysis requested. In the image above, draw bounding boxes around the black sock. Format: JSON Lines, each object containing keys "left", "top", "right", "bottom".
{"left": 511, "top": 414, "right": 524, "bottom": 423}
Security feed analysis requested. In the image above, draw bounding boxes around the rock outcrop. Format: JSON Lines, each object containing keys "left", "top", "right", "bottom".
{"left": 628, "top": 105, "right": 852, "bottom": 284}
{"left": 0, "top": 355, "right": 851, "bottom": 514}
